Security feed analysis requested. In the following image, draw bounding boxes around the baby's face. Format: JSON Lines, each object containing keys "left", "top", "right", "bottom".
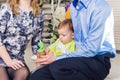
{"left": 58, "top": 27, "right": 74, "bottom": 44}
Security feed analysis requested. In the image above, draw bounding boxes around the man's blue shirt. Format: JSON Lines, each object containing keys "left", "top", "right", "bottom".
{"left": 56, "top": 0, "right": 116, "bottom": 60}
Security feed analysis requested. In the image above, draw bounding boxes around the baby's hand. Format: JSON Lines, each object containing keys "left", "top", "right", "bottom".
{"left": 44, "top": 48, "right": 50, "bottom": 54}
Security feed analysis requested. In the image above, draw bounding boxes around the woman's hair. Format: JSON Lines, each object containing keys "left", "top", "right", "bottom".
{"left": 58, "top": 19, "right": 74, "bottom": 32}
{"left": 6, "top": 0, "right": 42, "bottom": 16}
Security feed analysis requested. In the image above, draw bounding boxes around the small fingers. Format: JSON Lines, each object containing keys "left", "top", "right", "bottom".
{"left": 45, "top": 48, "right": 50, "bottom": 54}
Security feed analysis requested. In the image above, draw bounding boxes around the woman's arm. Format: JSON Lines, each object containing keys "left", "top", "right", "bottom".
{"left": 0, "top": 4, "right": 24, "bottom": 70}
{"left": 0, "top": 45, "right": 24, "bottom": 70}
{"left": 0, "top": 46, "right": 12, "bottom": 65}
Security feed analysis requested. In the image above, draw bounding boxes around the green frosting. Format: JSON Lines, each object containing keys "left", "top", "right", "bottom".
{"left": 38, "top": 41, "right": 44, "bottom": 52}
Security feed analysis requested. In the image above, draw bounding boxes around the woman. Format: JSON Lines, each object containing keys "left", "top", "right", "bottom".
{"left": 0, "top": 0, "right": 44, "bottom": 80}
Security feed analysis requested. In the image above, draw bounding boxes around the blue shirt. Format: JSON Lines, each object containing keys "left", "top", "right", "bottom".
{"left": 56, "top": 0, "right": 116, "bottom": 60}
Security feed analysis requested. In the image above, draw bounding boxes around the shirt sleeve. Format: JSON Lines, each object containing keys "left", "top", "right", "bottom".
{"left": 0, "top": 4, "right": 10, "bottom": 46}
{"left": 31, "top": 12, "right": 44, "bottom": 54}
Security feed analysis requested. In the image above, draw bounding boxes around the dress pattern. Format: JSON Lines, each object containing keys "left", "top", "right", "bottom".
{"left": 0, "top": 4, "right": 44, "bottom": 66}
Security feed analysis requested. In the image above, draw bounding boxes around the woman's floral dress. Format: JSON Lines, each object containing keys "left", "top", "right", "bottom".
{"left": 0, "top": 4, "right": 44, "bottom": 66}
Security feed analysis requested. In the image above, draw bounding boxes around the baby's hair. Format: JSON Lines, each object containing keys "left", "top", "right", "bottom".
{"left": 58, "top": 19, "right": 74, "bottom": 32}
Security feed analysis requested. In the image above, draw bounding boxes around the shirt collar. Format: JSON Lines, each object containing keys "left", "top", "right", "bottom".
{"left": 72, "top": 0, "right": 91, "bottom": 8}
{"left": 81, "top": 0, "right": 91, "bottom": 8}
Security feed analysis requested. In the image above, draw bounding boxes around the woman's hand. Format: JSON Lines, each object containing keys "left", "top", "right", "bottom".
{"left": 35, "top": 48, "right": 56, "bottom": 65}
{"left": 0, "top": 46, "right": 24, "bottom": 70}
{"left": 6, "top": 59, "right": 25, "bottom": 70}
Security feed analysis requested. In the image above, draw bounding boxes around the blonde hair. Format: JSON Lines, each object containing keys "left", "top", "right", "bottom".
{"left": 6, "top": 0, "right": 42, "bottom": 16}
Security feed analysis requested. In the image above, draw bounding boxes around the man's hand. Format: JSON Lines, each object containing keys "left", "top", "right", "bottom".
{"left": 35, "top": 48, "right": 56, "bottom": 65}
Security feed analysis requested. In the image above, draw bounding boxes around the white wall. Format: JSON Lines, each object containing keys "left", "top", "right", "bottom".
{"left": 107, "top": 0, "right": 120, "bottom": 50}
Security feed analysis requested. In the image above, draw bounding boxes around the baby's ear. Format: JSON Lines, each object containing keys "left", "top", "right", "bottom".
{"left": 72, "top": 33, "right": 74, "bottom": 38}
